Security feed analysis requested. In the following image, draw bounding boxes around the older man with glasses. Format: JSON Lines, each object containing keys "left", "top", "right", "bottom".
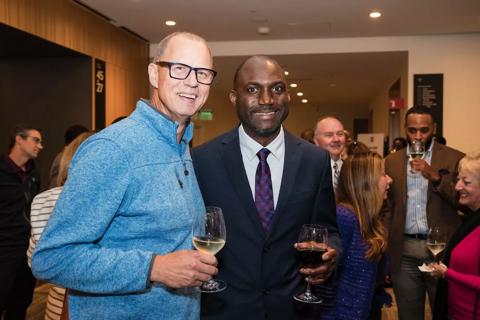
{"left": 0, "top": 126, "right": 42, "bottom": 319}
{"left": 32, "top": 32, "right": 218, "bottom": 320}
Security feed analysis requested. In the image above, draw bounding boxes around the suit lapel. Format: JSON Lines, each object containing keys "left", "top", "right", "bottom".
{"left": 427, "top": 142, "right": 442, "bottom": 199}
{"left": 266, "top": 132, "right": 302, "bottom": 237}
{"left": 219, "top": 129, "right": 266, "bottom": 237}
{"left": 399, "top": 149, "right": 408, "bottom": 203}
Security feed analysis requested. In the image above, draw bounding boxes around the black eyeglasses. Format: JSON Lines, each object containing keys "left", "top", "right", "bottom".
{"left": 155, "top": 61, "right": 217, "bottom": 85}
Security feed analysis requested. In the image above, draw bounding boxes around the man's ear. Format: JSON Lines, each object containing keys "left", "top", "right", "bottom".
{"left": 229, "top": 90, "right": 237, "bottom": 106}
{"left": 148, "top": 63, "right": 158, "bottom": 88}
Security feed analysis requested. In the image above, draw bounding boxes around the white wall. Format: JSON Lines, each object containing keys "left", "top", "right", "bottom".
{"left": 369, "top": 59, "right": 409, "bottom": 138}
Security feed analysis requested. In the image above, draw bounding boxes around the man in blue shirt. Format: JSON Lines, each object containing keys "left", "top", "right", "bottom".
{"left": 32, "top": 32, "right": 218, "bottom": 320}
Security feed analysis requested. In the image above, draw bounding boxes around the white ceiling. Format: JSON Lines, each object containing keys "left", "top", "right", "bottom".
{"left": 77, "top": 0, "right": 480, "bottom": 42}
{"left": 76, "top": 0, "right": 480, "bottom": 121}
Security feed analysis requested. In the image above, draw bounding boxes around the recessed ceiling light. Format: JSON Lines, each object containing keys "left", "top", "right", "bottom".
{"left": 284, "top": 71, "right": 289, "bottom": 76}
{"left": 165, "top": 20, "right": 176, "bottom": 26}
{"left": 369, "top": 11, "right": 381, "bottom": 18}
{"left": 257, "top": 26, "right": 270, "bottom": 35}
{"left": 290, "top": 83, "right": 297, "bottom": 88}
{"left": 297, "top": 92, "right": 303, "bottom": 96}
{"left": 302, "top": 99, "right": 308, "bottom": 103}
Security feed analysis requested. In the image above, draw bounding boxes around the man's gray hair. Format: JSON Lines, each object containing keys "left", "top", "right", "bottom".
{"left": 153, "top": 32, "right": 211, "bottom": 63}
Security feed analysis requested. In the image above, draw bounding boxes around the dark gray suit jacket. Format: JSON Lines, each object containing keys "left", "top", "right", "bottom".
{"left": 192, "top": 128, "right": 340, "bottom": 320}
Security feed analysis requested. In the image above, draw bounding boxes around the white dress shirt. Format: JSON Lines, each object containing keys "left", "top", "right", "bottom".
{"left": 238, "top": 125, "right": 285, "bottom": 208}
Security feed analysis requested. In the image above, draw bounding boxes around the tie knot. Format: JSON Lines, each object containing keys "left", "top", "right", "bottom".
{"left": 257, "top": 148, "right": 270, "bottom": 162}
{"left": 333, "top": 161, "right": 338, "bottom": 170}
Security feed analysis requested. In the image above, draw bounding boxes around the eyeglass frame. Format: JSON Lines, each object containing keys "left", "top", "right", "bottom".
{"left": 155, "top": 61, "right": 217, "bottom": 85}
{"left": 18, "top": 133, "right": 43, "bottom": 146}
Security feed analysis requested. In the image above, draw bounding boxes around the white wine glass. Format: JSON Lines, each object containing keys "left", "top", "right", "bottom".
{"left": 192, "top": 206, "right": 227, "bottom": 293}
{"left": 409, "top": 140, "right": 425, "bottom": 174}
{"left": 294, "top": 224, "right": 328, "bottom": 304}
{"left": 426, "top": 227, "right": 446, "bottom": 262}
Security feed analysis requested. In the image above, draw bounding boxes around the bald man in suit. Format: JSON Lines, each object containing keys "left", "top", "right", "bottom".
{"left": 192, "top": 55, "right": 340, "bottom": 320}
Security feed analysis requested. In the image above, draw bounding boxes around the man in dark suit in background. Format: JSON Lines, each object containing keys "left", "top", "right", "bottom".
{"left": 192, "top": 55, "right": 340, "bottom": 320}
{"left": 384, "top": 105, "right": 464, "bottom": 320}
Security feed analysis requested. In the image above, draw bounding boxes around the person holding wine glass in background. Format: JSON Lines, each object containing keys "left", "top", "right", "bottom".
{"left": 320, "top": 152, "right": 392, "bottom": 320}
{"left": 384, "top": 105, "right": 464, "bottom": 320}
{"left": 429, "top": 150, "right": 480, "bottom": 320}
{"left": 192, "top": 55, "right": 341, "bottom": 320}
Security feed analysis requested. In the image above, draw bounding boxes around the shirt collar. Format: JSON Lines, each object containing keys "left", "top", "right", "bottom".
{"left": 238, "top": 125, "right": 284, "bottom": 161}
{"left": 134, "top": 99, "right": 193, "bottom": 154}
{"left": 331, "top": 158, "right": 342, "bottom": 167}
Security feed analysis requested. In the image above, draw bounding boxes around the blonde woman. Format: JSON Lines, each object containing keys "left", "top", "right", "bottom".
{"left": 322, "top": 152, "right": 392, "bottom": 320}
{"left": 27, "top": 131, "right": 94, "bottom": 320}
{"left": 430, "top": 150, "right": 480, "bottom": 320}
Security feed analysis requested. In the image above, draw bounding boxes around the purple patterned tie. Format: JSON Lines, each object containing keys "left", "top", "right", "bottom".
{"left": 255, "top": 148, "right": 274, "bottom": 230}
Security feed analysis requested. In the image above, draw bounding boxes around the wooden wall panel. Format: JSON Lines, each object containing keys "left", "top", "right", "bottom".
{"left": 0, "top": 0, "right": 150, "bottom": 125}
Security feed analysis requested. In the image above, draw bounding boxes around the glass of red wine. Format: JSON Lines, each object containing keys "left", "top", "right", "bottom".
{"left": 294, "top": 224, "right": 328, "bottom": 304}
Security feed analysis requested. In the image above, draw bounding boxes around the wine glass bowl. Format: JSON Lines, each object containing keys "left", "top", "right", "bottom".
{"left": 294, "top": 224, "right": 328, "bottom": 304}
{"left": 409, "top": 140, "right": 425, "bottom": 173}
{"left": 192, "top": 206, "right": 226, "bottom": 293}
{"left": 426, "top": 227, "right": 446, "bottom": 262}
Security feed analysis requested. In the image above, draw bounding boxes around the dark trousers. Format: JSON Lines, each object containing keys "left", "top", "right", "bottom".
{"left": 0, "top": 253, "right": 36, "bottom": 320}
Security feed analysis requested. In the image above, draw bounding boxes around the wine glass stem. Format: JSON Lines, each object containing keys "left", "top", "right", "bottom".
{"left": 305, "top": 282, "right": 313, "bottom": 298}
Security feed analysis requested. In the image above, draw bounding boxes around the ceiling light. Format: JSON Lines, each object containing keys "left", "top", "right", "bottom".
{"left": 257, "top": 26, "right": 270, "bottom": 35}
{"left": 297, "top": 92, "right": 303, "bottom": 96}
{"left": 284, "top": 71, "right": 289, "bottom": 76}
{"left": 165, "top": 20, "right": 176, "bottom": 26}
{"left": 302, "top": 99, "right": 308, "bottom": 103}
{"left": 369, "top": 11, "right": 381, "bottom": 18}
{"left": 290, "top": 83, "right": 297, "bottom": 88}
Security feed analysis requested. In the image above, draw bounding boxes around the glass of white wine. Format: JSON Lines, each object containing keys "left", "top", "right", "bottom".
{"left": 192, "top": 206, "right": 226, "bottom": 293}
{"left": 409, "top": 140, "right": 425, "bottom": 174}
{"left": 426, "top": 227, "right": 446, "bottom": 262}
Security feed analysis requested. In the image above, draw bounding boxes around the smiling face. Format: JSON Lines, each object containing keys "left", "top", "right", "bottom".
{"left": 313, "top": 117, "right": 346, "bottom": 161}
{"left": 148, "top": 34, "right": 213, "bottom": 124}
{"left": 455, "top": 165, "right": 480, "bottom": 211}
{"left": 230, "top": 56, "right": 290, "bottom": 146}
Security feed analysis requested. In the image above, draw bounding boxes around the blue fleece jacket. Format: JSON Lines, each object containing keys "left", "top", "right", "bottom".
{"left": 32, "top": 100, "right": 204, "bottom": 319}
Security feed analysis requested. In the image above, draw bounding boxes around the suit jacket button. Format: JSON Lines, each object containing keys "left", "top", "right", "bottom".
{"left": 262, "top": 288, "right": 270, "bottom": 295}
{"left": 263, "top": 245, "right": 270, "bottom": 252}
